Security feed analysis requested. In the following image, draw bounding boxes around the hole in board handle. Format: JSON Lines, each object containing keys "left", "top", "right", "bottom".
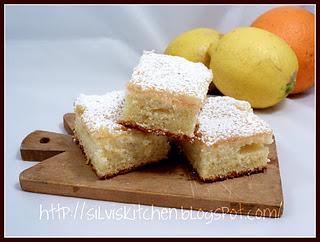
{"left": 40, "top": 137, "right": 50, "bottom": 144}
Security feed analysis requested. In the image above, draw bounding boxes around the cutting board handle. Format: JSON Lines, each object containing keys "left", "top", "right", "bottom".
{"left": 20, "top": 130, "right": 77, "bottom": 161}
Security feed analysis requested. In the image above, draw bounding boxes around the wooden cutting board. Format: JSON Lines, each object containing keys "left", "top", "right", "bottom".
{"left": 19, "top": 113, "right": 284, "bottom": 218}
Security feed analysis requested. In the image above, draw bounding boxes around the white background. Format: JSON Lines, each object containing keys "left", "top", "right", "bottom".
{"left": 5, "top": 4, "right": 315, "bottom": 237}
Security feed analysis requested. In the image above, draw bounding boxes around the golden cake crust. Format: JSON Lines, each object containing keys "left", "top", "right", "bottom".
{"left": 197, "top": 166, "right": 267, "bottom": 182}
{"left": 118, "top": 120, "right": 194, "bottom": 142}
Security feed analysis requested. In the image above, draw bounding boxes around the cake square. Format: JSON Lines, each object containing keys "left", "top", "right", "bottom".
{"left": 181, "top": 96, "right": 273, "bottom": 182}
{"left": 120, "top": 51, "right": 213, "bottom": 139}
{"left": 74, "top": 90, "right": 170, "bottom": 179}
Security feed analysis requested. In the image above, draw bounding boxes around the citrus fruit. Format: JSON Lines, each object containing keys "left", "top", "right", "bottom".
{"left": 164, "top": 28, "right": 221, "bottom": 67}
{"left": 251, "top": 6, "right": 314, "bottom": 94}
{"left": 210, "top": 27, "right": 298, "bottom": 108}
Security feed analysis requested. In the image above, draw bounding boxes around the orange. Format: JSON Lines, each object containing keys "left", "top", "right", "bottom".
{"left": 251, "top": 6, "right": 314, "bottom": 94}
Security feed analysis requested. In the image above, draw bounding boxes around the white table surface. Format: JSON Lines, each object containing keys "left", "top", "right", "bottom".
{"left": 5, "top": 5, "right": 315, "bottom": 237}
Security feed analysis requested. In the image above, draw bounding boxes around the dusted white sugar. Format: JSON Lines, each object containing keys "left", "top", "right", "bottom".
{"left": 130, "top": 51, "right": 212, "bottom": 100}
{"left": 74, "top": 91, "right": 125, "bottom": 133}
{"left": 197, "top": 96, "right": 273, "bottom": 146}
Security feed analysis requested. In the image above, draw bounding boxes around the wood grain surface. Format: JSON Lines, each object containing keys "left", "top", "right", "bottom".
{"left": 19, "top": 113, "right": 284, "bottom": 218}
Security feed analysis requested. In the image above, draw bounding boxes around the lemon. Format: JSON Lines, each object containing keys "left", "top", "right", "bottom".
{"left": 210, "top": 27, "right": 298, "bottom": 108}
{"left": 165, "top": 28, "right": 221, "bottom": 67}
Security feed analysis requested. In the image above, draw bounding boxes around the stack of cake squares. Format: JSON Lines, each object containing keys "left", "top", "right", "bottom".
{"left": 74, "top": 51, "right": 273, "bottom": 182}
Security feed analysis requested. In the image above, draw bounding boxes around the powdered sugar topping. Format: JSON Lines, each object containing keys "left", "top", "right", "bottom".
{"left": 197, "top": 96, "right": 273, "bottom": 146}
{"left": 130, "top": 51, "right": 212, "bottom": 100}
{"left": 74, "top": 91, "right": 125, "bottom": 133}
